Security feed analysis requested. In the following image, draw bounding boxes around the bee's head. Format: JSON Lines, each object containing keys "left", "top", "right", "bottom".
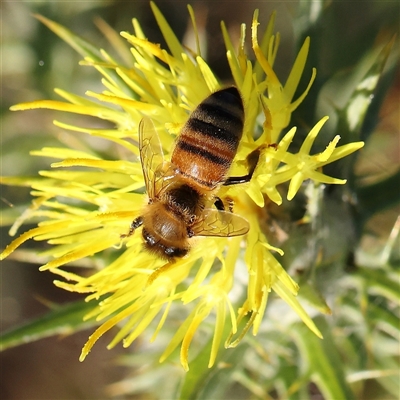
{"left": 141, "top": 203, "right": 190, "bottom": 259}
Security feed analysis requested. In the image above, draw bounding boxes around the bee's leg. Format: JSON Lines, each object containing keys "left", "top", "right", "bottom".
{"left": 226, "top": 198, "right": 234, "bottom": 212}
{"left": 214, "top": 197, "right": 225, "bottom": 211}
{"left": 214, "top": 197, "right": 234, "bottom": 212}
{"left": 224, "top": 148, "right": 261, "bottom": 186}
{"left": 121, "top": 216, "right": 143, "bottom": 238}
{"left": 224, "top": 175, "right": 251, "bottom": 185}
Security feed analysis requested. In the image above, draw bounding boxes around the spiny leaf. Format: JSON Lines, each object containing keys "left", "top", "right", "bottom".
{"left": 358, "top": 267, "right": 400, "bottom": 303}
{"left": 357, "top": 169, "right": 400, "bottom": 221}
{"left": 0, "top": 299, "right": 97, "bottom": 351}
{"left": 291, "top": 316, "right": 355, "bottom": 400}
{"left": 178, "top": 322, "right": 248, "bottom": 399}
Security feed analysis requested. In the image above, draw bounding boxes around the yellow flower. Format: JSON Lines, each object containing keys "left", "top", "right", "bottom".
{"left": 1, "top": 3, "right": 364, "bottom": 370}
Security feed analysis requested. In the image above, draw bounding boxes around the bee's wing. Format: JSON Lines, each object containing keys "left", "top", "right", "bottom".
{"left": 139, "top": 117, "right": 166, "bottom": 199}
{"left": 193, "top": 209, "right": 249, "bottom": 237}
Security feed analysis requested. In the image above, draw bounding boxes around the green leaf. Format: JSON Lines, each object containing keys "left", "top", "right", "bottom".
{"left": 373, "top": 356, "right": 400, "bottom": 399}
{"left": 315, "top": 37, "right": 395, "bottom": 148}
{"left": 277, "top": 364, "right": 309, "bottom": 400}
{"left": 359, "top": 267, "right": 400, "bottom": 303}
{"left": 367, "top": 302, "right": 400, "bottom": 339}
{"left": 0, "top": 299, "right": 97, "bottom": 351}
{"left": 178, "top": 322, "right": 249, "bottom": 400}
{"left": 341, "top": 38, "right": 394, "bottom": 139}
{"left": 177, "top": 332, "right": 215, "bottom": 400}
{"left": 357, "top": 169, "right": 400, "bottom": 221}
{"left": 195, "top": 345, "right": 250, "bottom": 400}
{"left": 291, "top": 316, "right": 355, "bottom": 400}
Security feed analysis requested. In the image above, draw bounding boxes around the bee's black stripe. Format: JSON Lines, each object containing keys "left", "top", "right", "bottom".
{"left": 196, "top": 102, "right": 243, "bottom": 127}
{"left": 177, "top": 141, "right": 228, "bottom": 165}
{"left": 213, "top": 87, "right": 244, "bottom": 112}
{"left": 186, "top": 118, "right": 238, "bottom": 148}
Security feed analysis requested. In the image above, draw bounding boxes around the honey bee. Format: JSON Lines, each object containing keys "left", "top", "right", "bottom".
{"left": 125, "top": 87, "right": 257, "bottom": 259}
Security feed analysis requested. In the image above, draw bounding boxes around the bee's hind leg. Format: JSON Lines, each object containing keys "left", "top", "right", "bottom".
{"left": 121, "top": 216, "right": 143, "bottom": 238}
{"left": 214, "top": 197, "right": 225, "bottom": 211}
{"left": 214, "top": 197, "right": 234, "bottom": 212}
{"left": 224, "top": 147, "right": 261, "bottom": 186}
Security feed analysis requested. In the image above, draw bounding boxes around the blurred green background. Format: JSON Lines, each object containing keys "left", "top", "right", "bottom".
{"left": 1, "top": 1, "right": 399, "bottom": 399}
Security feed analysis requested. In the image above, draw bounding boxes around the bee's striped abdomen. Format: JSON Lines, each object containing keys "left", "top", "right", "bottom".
{"left": 172, "top": 87, "right": 244, "bottom": 189}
